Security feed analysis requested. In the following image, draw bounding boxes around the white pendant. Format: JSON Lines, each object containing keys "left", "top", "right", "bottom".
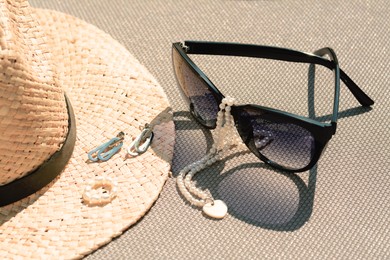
{"left": 202, "top": 200, "right": 228, "bottom": 219}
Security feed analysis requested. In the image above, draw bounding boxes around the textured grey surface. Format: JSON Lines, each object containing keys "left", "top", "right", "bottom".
{"left": 30, "top": 0, "right": 389, "bottom": 259}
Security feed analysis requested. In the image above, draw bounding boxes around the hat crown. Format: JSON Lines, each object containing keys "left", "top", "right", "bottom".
{"left": 1, "top": 0, "right": 54, "bottom": 83}
{"left": 0, "top": 0, "right": 69, "bottom": 185}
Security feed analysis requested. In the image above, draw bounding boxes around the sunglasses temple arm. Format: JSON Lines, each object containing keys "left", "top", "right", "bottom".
{"left": 339, "top": 69, "right": 375, "bottom": 107}
{"left": 314, "top": 48, "right": 341, "bottom": 127}
{"left": 313, "top": 47, "right": 374, "bottom": 134}
{"left": 183, "top": 41, "right": 375, "bottom": 108}
{"left": 313, "top": 47, "right": 374, "bottom": 107}
{"left": 329, "top": 68, "right": 374, "bottom": 134}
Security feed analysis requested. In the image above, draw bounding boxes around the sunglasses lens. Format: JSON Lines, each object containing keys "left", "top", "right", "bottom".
{"left": 235, "top": 108, "right": 315, "bottom": 171}
{"left": 172, "top": 46, "right": 219, "bottom": 128}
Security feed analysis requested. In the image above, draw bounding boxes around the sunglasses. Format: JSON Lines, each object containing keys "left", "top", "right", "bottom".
{"left": 172, "top": 41, "right": 374, "bottom": 173}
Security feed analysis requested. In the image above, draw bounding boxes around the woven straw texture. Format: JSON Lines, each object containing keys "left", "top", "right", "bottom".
{"left": 0, "top": 1, "right": 175, "bottom": 259}
{"left": 0, "top": 1, "right": 68, "bottom": 185}
{"left": 27, "top": 0, "right": 390, "bottom": 259}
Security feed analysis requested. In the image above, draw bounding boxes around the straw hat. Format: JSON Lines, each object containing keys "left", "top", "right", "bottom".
{"left": 0, "top": 0, "right": 175, "bottom": 258}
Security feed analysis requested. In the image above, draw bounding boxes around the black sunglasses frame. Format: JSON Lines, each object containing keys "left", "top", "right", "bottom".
{"left": 172, "top": 41, "right": 374, "bottom": 172}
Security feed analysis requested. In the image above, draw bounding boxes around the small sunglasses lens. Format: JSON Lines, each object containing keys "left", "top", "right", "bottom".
{"left": 172, "top": 47, "right": 219, "bottom": 128}
{"left": 236, "top": 108, "right": 315, "bottom": 171}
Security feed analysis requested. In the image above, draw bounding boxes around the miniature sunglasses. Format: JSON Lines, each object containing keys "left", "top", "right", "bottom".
{"left": 172, "top": 41, "right": 374, "bottom": 172}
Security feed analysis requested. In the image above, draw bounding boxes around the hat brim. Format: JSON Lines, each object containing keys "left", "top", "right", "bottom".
{"left": 0, "top": 8, "right": 175, "bottom": 259}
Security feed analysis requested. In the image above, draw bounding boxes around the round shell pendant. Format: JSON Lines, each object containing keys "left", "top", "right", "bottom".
{"left": 202, "top": 200, "right": 228, "bottom": 219}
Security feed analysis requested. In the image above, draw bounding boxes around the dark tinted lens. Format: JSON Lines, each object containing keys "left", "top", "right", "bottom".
{"left": 236, "top": 108, "right": 315, "bottom": 171}
{"left": 172, "top": 47, "right": 219, "bottom": 127}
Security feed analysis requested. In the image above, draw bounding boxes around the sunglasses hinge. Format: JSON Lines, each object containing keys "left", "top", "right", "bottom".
{"left": 179, "top": 41, "right": 189, "bottom": 52}
{"left": 331, "top": 122, "right": 337, "bottom": 135}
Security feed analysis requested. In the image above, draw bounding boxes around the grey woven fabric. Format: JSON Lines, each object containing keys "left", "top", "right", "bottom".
{"left": 30, "top": 0, "right": 389, "bottom": 259}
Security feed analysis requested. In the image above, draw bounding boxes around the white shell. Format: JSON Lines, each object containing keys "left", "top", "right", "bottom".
{"left": 202, "top": 200, "right": 228, "bottom": 219}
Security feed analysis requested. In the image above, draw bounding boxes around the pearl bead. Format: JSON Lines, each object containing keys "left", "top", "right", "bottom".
{"left": 195, "top": 189, "right": 206, "bottom": 198}
{"left": 193, "top": 200, "right": 203, "bottom": 207}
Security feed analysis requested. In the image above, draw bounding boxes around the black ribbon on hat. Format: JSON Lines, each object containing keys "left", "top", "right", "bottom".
{"left": 0, "top": 95, "right": 76, "bottom": 207}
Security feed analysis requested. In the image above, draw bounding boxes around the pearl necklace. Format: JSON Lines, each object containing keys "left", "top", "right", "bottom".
{"left": 176, "top": 97, "right": 242, "bottom": 219}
